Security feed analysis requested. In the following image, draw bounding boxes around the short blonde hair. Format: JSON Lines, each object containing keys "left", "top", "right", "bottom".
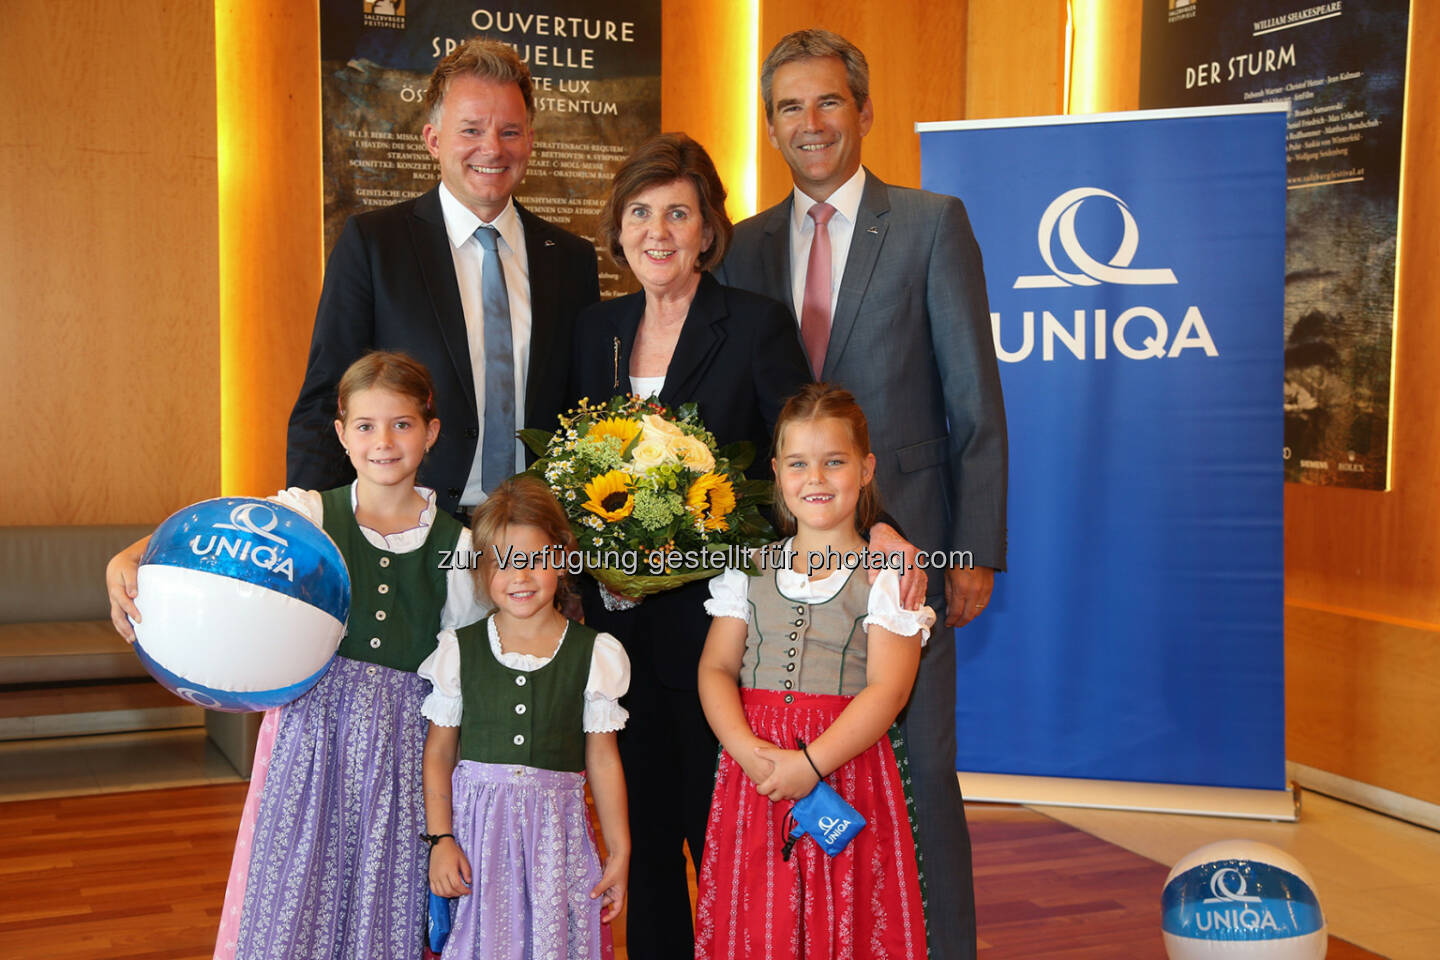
{"left": 424, "top": 37, "right": 534, "bottom": 126}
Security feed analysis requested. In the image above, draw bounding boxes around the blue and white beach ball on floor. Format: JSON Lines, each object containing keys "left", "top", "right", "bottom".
{"left": 1162, "top": 839, "right": 1326, "bottom": 959}
{"left": 131, "top": 497, "right": 350, "bottom": 712}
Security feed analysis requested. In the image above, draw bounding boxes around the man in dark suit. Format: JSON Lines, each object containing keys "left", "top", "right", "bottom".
{"left": 288, "top": 38, "right": 599, "bottom": 515}
{"left": 716, "top": 29, "right": 1008, "bottom": 959}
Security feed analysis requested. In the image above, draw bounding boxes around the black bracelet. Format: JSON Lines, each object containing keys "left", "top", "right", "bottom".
{"left": 420, "top": 832, "right": 454, "bottom": 849}
{"left": 800, "top": 744, "right": 825, "bottom": 781}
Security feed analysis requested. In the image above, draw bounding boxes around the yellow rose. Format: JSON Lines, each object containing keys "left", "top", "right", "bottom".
{"left": 669, "top": 434, "right": 715, "bottom": 472}
{"left": 628, "top": 437, "right": 676, "bottom": 472}
{"left": 640, "top": 414, "right": 685, "bottom": 442}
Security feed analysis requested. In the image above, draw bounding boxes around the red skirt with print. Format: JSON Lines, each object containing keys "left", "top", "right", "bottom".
{"left": 694, "top": 687, "right": 927, "bottom": 960}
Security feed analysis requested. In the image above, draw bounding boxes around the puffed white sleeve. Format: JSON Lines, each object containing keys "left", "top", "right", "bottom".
{"left": 269, "top": 487, "right": 324, "bottom": 524}
{"left": 703, "top": 567, "right": 751, "bottom": 622}
{"left": 441, "top": 526, "right": 491, "bottom": 630}
{"left": 583, "top": 632, "right": 631, "bottom": 733}
{"left": 864, "top": 569, "right": 935, "bottom": 646}
{"left": 418, "top": 629, "right": 464, "bottom": 726}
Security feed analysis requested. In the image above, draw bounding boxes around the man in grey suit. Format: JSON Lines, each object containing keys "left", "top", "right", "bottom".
{"left": 716, "top": 29, "right": 1007, "bottom": 958}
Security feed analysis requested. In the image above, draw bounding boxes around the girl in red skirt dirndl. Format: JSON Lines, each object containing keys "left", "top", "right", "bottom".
{"left": 695, "top": 384, "right": 933, "bottom": 960}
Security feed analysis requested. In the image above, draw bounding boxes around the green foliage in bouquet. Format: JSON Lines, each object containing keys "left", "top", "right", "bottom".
{"left": 520, "top": 395, "right": 774, "bottom": 598}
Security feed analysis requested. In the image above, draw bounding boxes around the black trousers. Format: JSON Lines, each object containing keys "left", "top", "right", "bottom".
{"left": 901, "top": 599, "right": 977, "bottom": 959}
{"left": 581, "top": 578, "right": 717, "bottom": 960}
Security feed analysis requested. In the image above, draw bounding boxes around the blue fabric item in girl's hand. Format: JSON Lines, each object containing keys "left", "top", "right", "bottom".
{"left": 427, "top": 892, "right": 453, "bottom": 953}
{"left": 787, "top": 780, "right": 867, "bottom": 857}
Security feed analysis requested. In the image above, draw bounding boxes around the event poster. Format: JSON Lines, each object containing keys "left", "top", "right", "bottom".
{"left": 920, "top": 107, "right": 1287, "bottom": 790}
{"left": 1140, "top": 1, "right": 1410, "bottom": 489}
{"left": 320, "top": 0, "right": 662, "bottom": 297}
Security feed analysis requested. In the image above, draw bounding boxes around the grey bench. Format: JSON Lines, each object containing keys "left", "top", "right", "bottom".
{"left": 0, "top": 524, "right": 259, "bottom": 773}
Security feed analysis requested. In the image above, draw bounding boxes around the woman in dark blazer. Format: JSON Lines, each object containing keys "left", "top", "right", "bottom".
{"left": 570, "top": 133, "right": 811, "bottom": 959}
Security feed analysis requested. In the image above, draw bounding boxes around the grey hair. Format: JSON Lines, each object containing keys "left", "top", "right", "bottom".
{"left": 759, "top": 29, "right": 870, "bottom": 122}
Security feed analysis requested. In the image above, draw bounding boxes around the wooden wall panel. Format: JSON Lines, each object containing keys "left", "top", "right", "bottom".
{"left": 0, "top": 3, "right": 218, "bottom": 525}
{"left": 966, "top": 0, "right": 1066, "bottom": 120}
{"left": 756, "top": 2, "right": 971, "bottom": 208}
{"left": 1287, "top": 604, "right": 1440, "bottom": 805}
{"left": 1281, "top": 4, "right": 1440, "bottom": 791}
{"left": 1065, "top": 0, "right": 1141, "bottom": 114}
{"left": 661, "top": 0, "right": 759, "bottom": 220}
{"left": 218, "top": 2, "right": 323, "bottom": 499}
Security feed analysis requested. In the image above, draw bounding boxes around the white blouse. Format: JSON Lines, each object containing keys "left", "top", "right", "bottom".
{"left": 272, "top": 483, "right": 488, "bottom": 631}
{"left": 629, "top": 374, "right": 665, "bottom": 399}
{"left": 704, "top": 549, "right": 934, "bottom": 644}
{"left": 418, "top": 618, "right": 631, "bottom": 732}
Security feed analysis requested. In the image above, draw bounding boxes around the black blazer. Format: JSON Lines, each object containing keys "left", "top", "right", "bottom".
{"left": 286, "top": 186, "right": 600, "bottom": 515}
{"left": 570, "top": 272, "right": 811, "bottom": 481}
{"left": 570, "top": 273, "right": 811, "bottom": 688}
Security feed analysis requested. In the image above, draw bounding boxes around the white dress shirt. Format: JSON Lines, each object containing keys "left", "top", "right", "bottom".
{"left": 437, "top": 183, "right": 532, "bottom": 506}
{"left": 628, "top": 374, "right": 665, "bottom": 399}
{"left": 788, "top": 167, "right": 868, "bottom": 326}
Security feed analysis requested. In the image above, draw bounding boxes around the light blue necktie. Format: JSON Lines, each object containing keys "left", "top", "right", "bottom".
{"left": 475, "top": 226, "right": 515, "bottom": 494}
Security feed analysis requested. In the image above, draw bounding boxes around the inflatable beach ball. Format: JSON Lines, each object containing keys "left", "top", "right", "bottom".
{"left": 1162, "top": 840, "right": 1326, "bottom": 959}
{"left": 131, "top": 497, "right": 350, "bottom": 712}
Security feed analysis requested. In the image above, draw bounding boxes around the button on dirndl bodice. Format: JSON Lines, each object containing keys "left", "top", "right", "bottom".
{"left": 319, "top": 486, "right": 461, "bottom": 672}
{"left": 741, "top": 552, "right": 871, "bottom": 696}
{"left": 455, "top": 617, "right": 597, "bottom": 772}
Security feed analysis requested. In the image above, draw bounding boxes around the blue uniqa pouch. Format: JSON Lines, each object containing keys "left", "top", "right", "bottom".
{"left": 427, "top": 891, "right": 453, "bottom": 953}
{"left": 782, "top": 779, "right": 867, "bottom": 859}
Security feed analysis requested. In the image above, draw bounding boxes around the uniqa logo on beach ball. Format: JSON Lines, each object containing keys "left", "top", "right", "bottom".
{"left": 131, "top": 497, "right": 350, "bottom": 712}
{"left": 1161, "top": 839, "right": 1326, "bottom": 959}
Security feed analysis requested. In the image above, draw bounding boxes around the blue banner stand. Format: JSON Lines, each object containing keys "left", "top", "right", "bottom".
{"left": 918, "top": 105, "right": 1294, "bottom": 820}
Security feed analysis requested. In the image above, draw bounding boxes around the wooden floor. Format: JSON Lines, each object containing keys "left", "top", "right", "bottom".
{"left": 0, "top": 785, "right": 1385, "bottom": 959}
{"left": 967, "top": 805, "right": 1382, "bottom": 959}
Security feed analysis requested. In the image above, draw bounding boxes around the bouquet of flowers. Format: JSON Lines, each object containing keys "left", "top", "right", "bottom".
{"left": 520, "top": 394, "right": 773, "bottom": 603}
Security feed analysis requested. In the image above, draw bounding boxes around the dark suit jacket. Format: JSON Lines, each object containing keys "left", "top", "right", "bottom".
{"left": 570, "top": 273, "right": 810, "bottom": 467}
{"left": 570, "top": 272, "right": 812, "bottom": 686}
{"left": 286, "top": 187, "right": 600, "bottom": 515}
{"left": 717, "top": 171, "right": 1008, "bottom": 571}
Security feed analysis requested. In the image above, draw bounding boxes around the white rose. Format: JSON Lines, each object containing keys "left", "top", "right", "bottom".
{"left": 629, "top": 437, "right": 676, "bottom": 472}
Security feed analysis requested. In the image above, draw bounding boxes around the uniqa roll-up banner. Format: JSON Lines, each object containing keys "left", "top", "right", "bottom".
{"left": 919, "top": 105, "right": 1287, "bottom": 790}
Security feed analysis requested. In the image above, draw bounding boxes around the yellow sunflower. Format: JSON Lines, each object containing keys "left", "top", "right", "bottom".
{"left": 587, "top": 416, "right": 642, "bottom": 446}
{"left": 581, "top": 470, "right": 635, "bottom": 522}
{"left": 685, "top": 472, "right": 736, "bottom": 531}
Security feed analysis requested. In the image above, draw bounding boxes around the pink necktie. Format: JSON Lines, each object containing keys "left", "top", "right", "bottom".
{"left": 800, "top": 202, "right": 836, "bottom": 378}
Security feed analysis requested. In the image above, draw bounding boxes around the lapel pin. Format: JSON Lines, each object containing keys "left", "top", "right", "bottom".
{"left": 544, "top": 239, "right": 557, "bottom": 247}
{"left": 866, "top": 226, "right": 879, "bottom": 235}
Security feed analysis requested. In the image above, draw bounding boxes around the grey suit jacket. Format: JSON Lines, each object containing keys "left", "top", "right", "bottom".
{"left": 717, "top": 171, "right": 1007, "bottom": 571}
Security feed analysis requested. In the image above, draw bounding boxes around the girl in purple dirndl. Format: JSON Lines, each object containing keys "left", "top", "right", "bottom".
{"left": 421, "top": 475, "right": 631, "bottom": 960}
{"left": 107, "top": 352, "right": 485, "bottom": 959}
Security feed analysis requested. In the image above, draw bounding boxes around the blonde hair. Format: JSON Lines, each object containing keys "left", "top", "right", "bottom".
{"left": 771, "top": 382, "right": 881, "bottom": 536}
{"left": 424, "top": 37, "right": 534, "bottom": 126}
{"left": 336, "top": 350, "right": 436, "bottom": 423}
{"left": 467, "top": 475, "right": 578, "bottom": 611}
